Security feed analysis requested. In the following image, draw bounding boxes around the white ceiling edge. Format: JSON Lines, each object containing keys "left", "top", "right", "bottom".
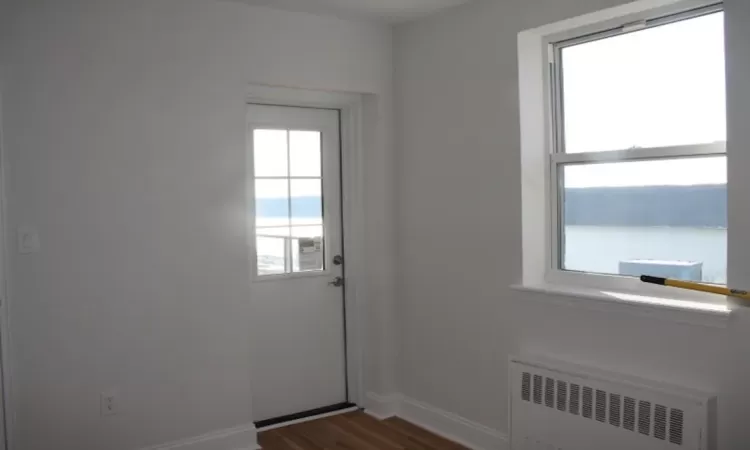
{"left": 233, "top": 0, "right": 473, "bottom": 23}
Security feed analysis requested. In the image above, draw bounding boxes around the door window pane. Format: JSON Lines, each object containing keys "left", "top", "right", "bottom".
{"left": 253, "top": 129, "right": 288, "bottom": 176}
{"left": 257, "top": 235, "right": 287, "bottom": 276}
{"left": 561, "top": 12, "right": 725, "bottom": 153}
{"left": 291, "top": 226, "right": 324, "bottom": 273}
{"left": 291, "top": 179, "right": 323, "bottom": 225}
{"left": 290, "top": 131, "right": 322, "bottom": 177}
{"left": 561, "top": 156, "right": 727, "bottom": 284}
{"left": 255, "top": 179, "right": 289, "bottom": 228}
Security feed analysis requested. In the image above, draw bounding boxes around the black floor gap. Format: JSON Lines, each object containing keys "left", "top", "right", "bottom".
{"left": 254, "top": 402, "right": 357, "bottom": 429}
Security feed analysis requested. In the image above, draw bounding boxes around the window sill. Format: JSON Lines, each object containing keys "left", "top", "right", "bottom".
{"left": 510, "top": 282, "right": 732, "bottom": 329}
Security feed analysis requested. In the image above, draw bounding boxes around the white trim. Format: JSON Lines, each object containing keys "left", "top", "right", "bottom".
{"left": 139, "top": 424, "right": 259, "bottom": 450}
{"left": 256, "top": 406, "right": 358, "bottom": 432}
{"left": 245, "top": 85, "right": 367, "bottom": 407}
{"left": 510, "top": 283, "right": 731, "bottom": 328}
{"left": 364, "top": 392, "right": 402, "bottom": 420}
{"left": 0, "top": 82, "right": 12, "bottom": 450}
{"left": 398, "top": 397, "right": 509, "bottom": 450}
{"left": 551, "top": 142, "right": 726, "bottom": 164}
{"left": 363, "top": 393, "right": 509, "bottom": 450}
{"left": 518, "top": 0, "right": 729, "bottom": 305}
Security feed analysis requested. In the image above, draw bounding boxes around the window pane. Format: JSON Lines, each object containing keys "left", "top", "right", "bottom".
{"left": 256, "top": 235, "right": 286, "bottom": 276}
{"left": 561, "top": 12, "right": 726, "bottom": 153}
{"left": 291, "top": 226, "right": 324, "bottom": 272}
{"left": 290, "top": 179, "right": 323, "bottom": 225}
{"left": 561, "top": 156, "right": 727, "bottom": 284}
{"left": 253, "top": 129, "right": 288, "bottom": 176}
{"left": 255, "top": 179, "right": 289, "bottom": 227}
{"left": 290, "top": 131, "right": 322, "bottom": 177}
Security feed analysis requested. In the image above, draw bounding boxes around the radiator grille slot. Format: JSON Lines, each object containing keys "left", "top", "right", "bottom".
{"left": 654, "top": 405, "right": 667, "bottom": 440}
{"left": 569, "top": 384, "right": 580, "bottom": 415}
{"left": 521, "top": 372, "right": 531, "bottom": 401}
{"left": 582, "top": 386, "right": 593, "bottom": 419}
{"left": 623, "top": 397, "right": 636, "bottom": 431}
{"left": 545, "top": 377, "right": 555, "bottom": 408}
{"left": 609, "top": 394, "right": 621, "bottom": 427}
{"left": 557, "top": 380, "right": 567, "bottom": 411}
{"left": 595, "top": 390, "right": 607, "bottom": 423}
{"left": 638, "top": 401, "right": 652, "bottom": 436}
{"left": 670, "top": 408, "right": 684, "bottom": 445}
{"left": 533, "top": 375, "right": 542, "bottom": 404}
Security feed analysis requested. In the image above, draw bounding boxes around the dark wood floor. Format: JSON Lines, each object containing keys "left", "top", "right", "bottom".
{"left": 258, "top": 411, "right": 467, "bottom": 450}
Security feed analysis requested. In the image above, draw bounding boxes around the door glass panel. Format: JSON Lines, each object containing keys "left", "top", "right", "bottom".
{"left": 252, "top": 127, "right": 327, "bottom": 276}
{"left": 256, "top": 235, "right": 287, "bottom": 276}
{"left": 291, "top": 179, "right": 323, "bottom": 226}
{"left": 290, "top": 131, "right": 322, "bottom": 177}
{"left": 291, "top": 226, "right": 324, "bottom": 273}
{"left": 255, "top": 179, "right": 289, "bottom": 227}
{"left": 253, "top": 129, "right": 288, "bottom": 176}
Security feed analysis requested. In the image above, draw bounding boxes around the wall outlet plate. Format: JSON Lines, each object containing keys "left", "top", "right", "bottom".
{"left": 100, "top": 390, "right": 118, "bottom": 416}
{"left": 17, "top": 227, "right": 40, "bottom": 254}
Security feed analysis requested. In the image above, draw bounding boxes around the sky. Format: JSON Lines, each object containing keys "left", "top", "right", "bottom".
{"left": 562, "top": 11, "right": 726, "bottom": 188}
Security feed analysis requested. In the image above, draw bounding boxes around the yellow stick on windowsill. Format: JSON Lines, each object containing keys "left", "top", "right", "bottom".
{"left": 640, "top": 275, "right": 750, "bottom": 302}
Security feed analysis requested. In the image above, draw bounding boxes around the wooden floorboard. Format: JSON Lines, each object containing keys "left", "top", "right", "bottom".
{"left": 257, "top": 411, "right": 467, "bottom": 450}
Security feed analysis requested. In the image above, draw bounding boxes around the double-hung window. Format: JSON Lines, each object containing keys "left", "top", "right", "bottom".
{"left": 521, "top": 2, "right": 727, "bottom": 298}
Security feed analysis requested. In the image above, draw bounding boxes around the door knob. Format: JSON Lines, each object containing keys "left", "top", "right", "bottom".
{"left": 333, "top": 255, "right": 344, "bottom": 266}
{"left": 328, "top": 276, "right": 344, "bottom": 287}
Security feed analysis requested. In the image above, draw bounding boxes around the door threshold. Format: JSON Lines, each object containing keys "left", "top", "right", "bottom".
{"left": 255, "top": 402, "right": 358, "bottom": 431}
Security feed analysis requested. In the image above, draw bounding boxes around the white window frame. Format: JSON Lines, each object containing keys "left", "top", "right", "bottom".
{"left": 518, "top": 0, "right": 728, "bottom": 305}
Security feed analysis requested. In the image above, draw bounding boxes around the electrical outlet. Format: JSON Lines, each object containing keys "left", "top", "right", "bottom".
{"left": 100, "top": 390, "right": 118, "bottom": 416}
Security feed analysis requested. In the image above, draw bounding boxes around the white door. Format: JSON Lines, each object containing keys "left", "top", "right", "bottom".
{"left": 247, "top": 104, "right": 347, "bottom": 422}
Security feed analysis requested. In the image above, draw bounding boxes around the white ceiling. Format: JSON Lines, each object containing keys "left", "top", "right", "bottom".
{"left": 236, "top": 0, "right": 472, "bottom": 23}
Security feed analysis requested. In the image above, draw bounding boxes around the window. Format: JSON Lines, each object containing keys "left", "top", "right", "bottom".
{"left": 548, "top": 5, "right": 727, "bottom": 287}
{"left": 253, "top": 129, "right": 325, "bottom": 276}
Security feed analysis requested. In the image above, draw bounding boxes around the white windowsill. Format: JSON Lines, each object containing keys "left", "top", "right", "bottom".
{"left": 510, "top": 282, "right": 732, "bottom": 328}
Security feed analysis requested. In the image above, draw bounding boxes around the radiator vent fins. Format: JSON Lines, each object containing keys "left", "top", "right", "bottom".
{"left": 609, "top": 394, "right": 621, "bottom": 427}
{"left": 670, "top": 408, "right": 684, "bottom": 445}
{"left": 623, "top": 397, "right": 636, "bottom": 431}
{"left": 556, "top": 380, "right": 567, "bottom": 411}
{"left": 654, "top": 405, "right": 668, "bottom": 440}
{"left": 595, "top": 390, "right": 607, "bottom": 422}
{"left": 582, "top": 387, "right": 593, "bottom": 419}
{"left": 518, "top": 371, "right": 687, "bottom": 446}
{"left": 545, "top": 378, "right": 555, "bottom": 408}
{"left": 569, "top": 384, "right": 580, "bottom": 415}
{"left": 638, "top": 401, "right": 651, "bottom": 436}
{"left": 521, "top": 372, "right": 531, "bottom": 401}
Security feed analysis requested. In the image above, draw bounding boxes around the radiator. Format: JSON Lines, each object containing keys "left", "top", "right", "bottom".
{"left": 510, "top": 357, "right": 714, "bottom": 450}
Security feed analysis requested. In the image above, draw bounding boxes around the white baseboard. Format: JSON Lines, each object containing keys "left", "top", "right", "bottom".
{"left": 364, "top": 392, "right": 402, "bottom": 419}
{"left": 365, "top": 392, "right": 508, "bottom": 450}
{"left": 140, "top": 423, "right": 259, "bottom": 450}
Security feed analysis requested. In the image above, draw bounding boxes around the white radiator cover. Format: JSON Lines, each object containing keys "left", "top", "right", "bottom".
{"left": 510, "top": 357, "right": 715, "bottom": 450}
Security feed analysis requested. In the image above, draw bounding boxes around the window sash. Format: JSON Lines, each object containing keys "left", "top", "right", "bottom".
{"left": 546, "top": 3, "right": 727, "bottom": 279}
{"left": 551, "top": 142, "right": 726, "bottom": 165}
{"left": 549, "top": 2, "right": 724, "bottom": 157}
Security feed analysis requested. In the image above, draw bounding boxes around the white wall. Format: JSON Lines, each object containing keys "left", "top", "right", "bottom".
{"left": 1, "top": 1, "right": 394, "bottom": 449}
{"left": 395, "top": 0, "right": 750, "bottom": 448}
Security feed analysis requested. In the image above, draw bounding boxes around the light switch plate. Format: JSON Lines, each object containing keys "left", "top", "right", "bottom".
{"left": 18, "top": 227, "right": 40, "bottom": 254}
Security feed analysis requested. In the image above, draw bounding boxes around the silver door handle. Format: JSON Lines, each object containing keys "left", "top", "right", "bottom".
{"left": 328, "top": 277, "right": 344, "bottom": 287}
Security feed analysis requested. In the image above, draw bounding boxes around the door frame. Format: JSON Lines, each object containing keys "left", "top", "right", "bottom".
{"left": 0, "top": 89, "right": 12, "bottom": 450}
{"left": 246, "top": 85, "right": 367, "bottom": 407}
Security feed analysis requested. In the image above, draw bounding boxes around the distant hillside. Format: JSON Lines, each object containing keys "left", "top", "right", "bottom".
{"left": 564, "top": 184, "right": 726, "bottom": 227}
{"left": 257, "top": 185, "right": 727, "bottom": 227}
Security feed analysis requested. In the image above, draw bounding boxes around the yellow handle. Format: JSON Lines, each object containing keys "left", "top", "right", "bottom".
{"left": 641, "top": 275, "right": 750, "bottom": 301}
